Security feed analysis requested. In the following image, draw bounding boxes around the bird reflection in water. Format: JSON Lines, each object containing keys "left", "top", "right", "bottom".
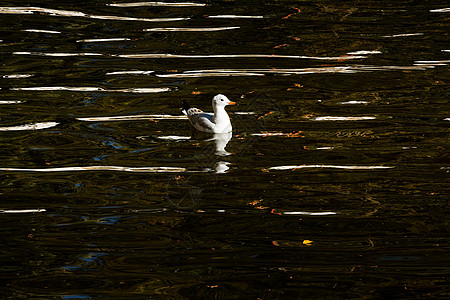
{"left": 190, "top": 130, "right": 233, "bottom": 173}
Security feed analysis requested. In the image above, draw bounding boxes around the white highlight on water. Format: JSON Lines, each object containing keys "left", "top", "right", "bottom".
{"left": 0, "top": 122, "right": 59, "bottom": 131}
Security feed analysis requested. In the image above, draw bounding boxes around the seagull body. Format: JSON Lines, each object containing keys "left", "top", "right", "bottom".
{"left": 181, "top": 94, "right": 236, "bottom": 133}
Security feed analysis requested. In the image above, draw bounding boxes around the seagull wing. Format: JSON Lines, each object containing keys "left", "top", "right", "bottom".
{"left": 186, "top": 108, "right": 215, "bottom": 132}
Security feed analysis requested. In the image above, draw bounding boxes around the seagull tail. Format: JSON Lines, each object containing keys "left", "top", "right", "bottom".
{"left": 181, "top": 100, "right": 190, "bottom": 115}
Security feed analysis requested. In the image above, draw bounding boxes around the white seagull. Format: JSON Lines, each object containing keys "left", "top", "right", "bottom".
{"left": 181, "top": 94, "right": 236, "bottom": 133}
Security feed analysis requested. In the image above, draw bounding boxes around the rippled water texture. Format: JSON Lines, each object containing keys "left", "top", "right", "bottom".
{"left": 0, "top": 0, "right": 449, "bottom": 299}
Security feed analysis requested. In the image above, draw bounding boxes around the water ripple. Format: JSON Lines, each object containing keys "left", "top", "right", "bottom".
{"left": 268, "top": 165, "right": 393, "bottom": 171}
{"left": 312, "top": 116, "right": 376, "bottom": 121}
{"left": 144, "top": 27, "right": 240, "bottom": 32}
{"left": 10, "top": 86, "right": 172, "bottom": 93}
{"left": 0, "top": 6, "right": 189, "bottom": 22}
{"left": 0, "top": 209, "right": 46, "bottom": 213}
{"left": 0, "top": 122, "right": 59, "bottom": 131}
{"left": 206, "top": 15, "right": 264, "bottom": 19}
{"left": 0, "top": 166, "right": 188, "bottom": 173}
{"left": 117, "top": 53, "right": 366, "bottom": 60}
{"left": 23, "top": 29, "right": 61, "bottom": 34}
{"left": 77, "top": 114, "right": 187, "bottom": 122}
{"left": 77, "top": 38, "right": 132, "bottom": 43}
{"left": 107, "top": 2, "right": 206, "bottom": 7}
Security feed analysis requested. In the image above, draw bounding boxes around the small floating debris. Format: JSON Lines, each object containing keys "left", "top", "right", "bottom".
{"left": 76, "top": 38, "right": 131, "bottom": 42}
{"left": 23, "top": 29, "right": 61, "bottom": 34}
{"left": 268, "top": 165, "right": 393, "bottom": 171}
{"left": 107, "top": 2, "right": 206, "bottom": 7}
{"left": 0, "top": 209, "right": 46, "bottom": 213}
{"left": 145, "top": 26, "right": 240, "bottom": 32}
{"left": 312, "top": 116, "right": 376, "bottom": 121}
{"left": 0, "top": 122, "right": 59, "bottom": 131}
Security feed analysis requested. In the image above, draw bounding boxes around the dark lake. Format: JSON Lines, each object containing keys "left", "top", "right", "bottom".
{"left": 0, "top": 0, "right": 449, "bottom": 299}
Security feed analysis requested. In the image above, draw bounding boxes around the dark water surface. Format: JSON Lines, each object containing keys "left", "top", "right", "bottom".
{"left": 1, "top": 0, "right": 449, "bottom": 299}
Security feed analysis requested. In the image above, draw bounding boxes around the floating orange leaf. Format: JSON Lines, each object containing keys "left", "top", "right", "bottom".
{"left": 192, "top": 91, "right": 202, "bottom": 95}
{"left": 288, "top": 131, "right": 303, "bottom": 137}
{"left": 302, "top": 239, "right": 313, "bottom": 246}
{"left": 258, "top": 111, "right": 274, "bottom": 120}
{"left": 292, "top": 164, "right": 306, "bottom": 171}
{"left": 271, "top": 209, "right": 282, "bottom": 215}
{"left": 274, "top": 43, "right": 288, "bottom": 49}
{"left": 282, "top": 7, "right": 301, "bottom": 19}
{"left": 248, "top": 199, "right": 263, "bottom": 206}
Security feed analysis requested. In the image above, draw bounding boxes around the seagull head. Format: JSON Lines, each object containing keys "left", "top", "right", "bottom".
{"left": 212, "top": 94, "right": 236, "bottom": 108}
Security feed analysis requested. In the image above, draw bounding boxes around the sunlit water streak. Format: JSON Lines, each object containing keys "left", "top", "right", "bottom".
{"left": 10, "top": 51, "right": 366, "bottom": 61}
{"left": 0, "top": 6, "right": 189, "bottom": 22}
{"left": 206, "top": 15, "right": 264, "bottom": 19}
{"left": 144, "top": 27, "right": 240, "bottom": 32}
{"left": 156, "top": 135, "right": 191, "bottom": 140}
{"left": 23, "top": 29, "right": 61, "bottom": 34}
{"left": 0, "top": 122, "right": 59, "bottom": 131}
{"left": 429, "top": 8, "right": 450, "bottom": 12}
{"left": 312, "top": 116, "right": 376, "bottom": 121}
{"left": 10, "top": 86, "right": 172, "bottom": 93}
{"left": 0, "top": 166, "right": 188, "bottom": 173}
{"left": 106, "top": 70, "right": 155, "bottom": 75}
{"left": 13, "top": 51, "right": 104, "bottom": 57}
{"left": 113, "top": 63, "right": 446, "bottom": 78}
{"left": 107, "top": 2, "right": 206, "bottom": 7}
{"left": 282, "top": 211, "right": 338, "bottom": 216}
{"left": 383, "top": 33, "right": 424, "bottom": 38}
{"left": 117, "top": 53, "right": 367, "bottom": 60}
{"left": 338, "top": 101, "right": 369, "bottom": 105}
{"left": 0, "top": 100, "right": 23, "bottom": 104}
{"left": 268, "top": 165, "right": 393, "bottom": 171}
{"left": 76, "top": 38, "right": 131, "bottom": 43}
{"left": 0, "top": 209, "right": 46, "bottom": 214}
{"left": 2, "top": 74, "right": 34, "bottom": 78}
{"left": 77, "top": 114, "right": 187, "bottom": 122}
